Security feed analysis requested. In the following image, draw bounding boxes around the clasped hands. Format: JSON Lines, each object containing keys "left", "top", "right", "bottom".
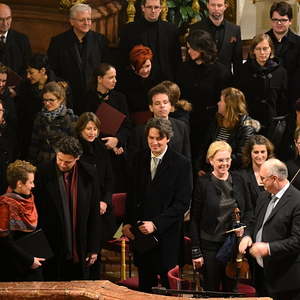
{"left": 122, "top": 221, "right": 156, "bottom": 240}
{"left": 239, "top": 236, "right": 270, "bottom": 258}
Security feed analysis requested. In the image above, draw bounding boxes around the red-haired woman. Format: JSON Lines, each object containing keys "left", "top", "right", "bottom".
{"left": 118, "top": 44, "right": 161, "bottom": 120}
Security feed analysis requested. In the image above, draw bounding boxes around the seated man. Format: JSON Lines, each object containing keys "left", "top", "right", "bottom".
{"left": 123, "top": 118, "right": 192, "bottom": 292}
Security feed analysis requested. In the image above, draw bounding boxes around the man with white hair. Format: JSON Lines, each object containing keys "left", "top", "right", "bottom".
{"left": 0, "top": 3, "right": 31, "bottom": 76}
{"left": 239, "top": 158, "right": 300, "bottom": 300}
{"left": 47, "top": 3, "right": 108, "bottom": 114}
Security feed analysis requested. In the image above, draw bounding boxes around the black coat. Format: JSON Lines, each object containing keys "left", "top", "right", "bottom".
{"left": 196, "top": 115, "right": 257, "bottom": 172}
{"left": 236, "top": 58, "right": 288, "bottom": 131}
{"left": 128, "top": 117, "right": 191, "bottom": 159}
{"left": 0, "top": 29, "right": 32, "bottom": 76}
{"left": 47, "top": 29, "right": 108, "bottom": 114}
{"left": 79, "top": 137, "right": 115, "bottom": 243}
{"left": 190, "top": 172, "right": 253, "bottom": 257}
{"left": 190, "top": 18, "right": 243, "bottom": 76}
{"left": 286, "top": 156, "right": 300, "bottom": 191}
{"left": 119, "top": 18, "right": 181, "bottom": 81}
{"left": 266, "top": 29, "right": 300, "bottom": 106}
{"left": 246, "top": 185, "right": 300, "bottom": 294}
{"left": 34, "top": 160, "right": 101, "bottom": 280}
{"left": 125, "top": 147, "right": 192, "bottom": 272}
{"left": 176, "top": 60, "right": 231, "bottom": 157}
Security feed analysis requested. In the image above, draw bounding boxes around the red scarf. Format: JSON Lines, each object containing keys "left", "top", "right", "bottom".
{"left": 0, "top": 193, "right": 37, "bottom": 234}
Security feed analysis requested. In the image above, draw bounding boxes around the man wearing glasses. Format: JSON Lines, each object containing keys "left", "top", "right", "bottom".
{"left": 119, "top": 0, "right": 181, "bottom": 81}
{"left": 47, "top": 3, "right": 108, "bottom": 115}
{"left": 266, "top": 1, "right": 300, "bottom": 109}
{"left": 0, "top": 3, "right": 31, "bottom": 76}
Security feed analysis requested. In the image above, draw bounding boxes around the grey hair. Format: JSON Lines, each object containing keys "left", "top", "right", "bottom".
{"left": 145, "top": 118, "right": 174, "bottom": 140}
{"left": 263, "top": 158, "right": 288, "bottom": 180}
{"left": 70, "top": 3, "right": 91, "bottom": 18}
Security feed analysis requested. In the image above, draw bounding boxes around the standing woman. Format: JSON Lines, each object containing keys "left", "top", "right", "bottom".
{"left": 75, "top": 112, "right": 115, "bottom": 279}
{"left": 87, "top": 63, "right": 131, "bottom": 192}
{"left": 0, "top": 160, "right": 44, "bottom": 281}
{"left": 176, "top": 29, "right": 231, "bottom": 160}
{"left": 236, "top": 33, "right": 288, "bottom": 148}
{"left": 191, "top": 141, "right": 252, "bottom": 292}
{"left": 28, "top": 81, "right": 77, "bottom": 165}
{"left": 241, "top": 135, "right": 275, "bottom": 209}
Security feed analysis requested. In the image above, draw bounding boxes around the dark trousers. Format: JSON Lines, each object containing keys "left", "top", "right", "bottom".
{"left": 201, "top": 239, "right": 234, "bottom": 292}
{"left": 271, "top": 289, "right": 300, "bottom": 300}
{"left": 135, "top": 247, "right": 170, "bottom": 293}
{"left": 253, "top": 262, "right": 269, "bottom": 297}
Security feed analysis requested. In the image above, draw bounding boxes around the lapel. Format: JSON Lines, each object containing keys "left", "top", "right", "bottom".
{"left": 157, "top": 20, "right": 166, "bottom": 64}
{"left": 220, "top": 20, "right": 230, "bottom": 56}
{"left": 68, "top": 30, "right": 83, "bottom": 72}
{"left": 254, "top": 192, "right": 270, "bottom": 233}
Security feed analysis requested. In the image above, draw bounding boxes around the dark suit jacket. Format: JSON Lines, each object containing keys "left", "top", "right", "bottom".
{"left": 246, "top": 185, "right": 300, "bottom": 293}
{"left": 128, "top": 117, "right": 191, "bottom": 159}
{"left": 119, "top": 18, "right": 181, "bottom": 81}
{"left": 47, "top": 29, "right": 108, "bottom": 114}
{"left": 190, "top": 18, "right": 242, "bottom": 76}
{"left": 34, "top": 160, "right": 101, "bottom": 280}
{"left": 126, "top": 147, "right": 192, "bottom": 271}
{"left": 0, "top": 29, "right": 32, "bottom": 76}
{"left": 266, "top": 29, "right": 300, "bottom": 105}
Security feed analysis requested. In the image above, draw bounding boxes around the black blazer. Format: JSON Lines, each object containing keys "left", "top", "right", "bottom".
{"left": 119, "top": 18, "right": 181, "bottom": 81}
{"left": 0, "top": 29, "right": 32, "bottom": 76}
{"left": 246, "top": 185, "right": 300, "bottom": 293}
{"left": 47, "top": 29, "right": 108, "bottom": 114}
{"left": 190, "top": 172, "right": 253, "bottom": 256}
{"left": 126, "top": 147, "right": 192, "bottom": 271}
{"left": 128, "top": 117, "right": 191, "bottom": 159}
{"left": 190, "top": 18, "right": 243, "bottom": 76}
{"left": 34, "top": 160, "right": 101, "bottom": 280}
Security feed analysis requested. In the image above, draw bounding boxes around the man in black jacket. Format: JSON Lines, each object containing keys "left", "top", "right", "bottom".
{"left": 0, "top": 3, "right": 31, "bottom": 76}
{"left": 47, "top": 3, "right": 108, "bottom": 114}
{"left": 34, "top": 136, "right": 100, "bottom": 281}
{"left": 189, "top": 0, "right": 242, "bottom": 77}
{"left": 266, "top": 1, "right": 300, "bottom": 109}
{"left": 123, "top": 118, "right": 192, "bottom": 293}
{"left": 239, "top": 159, "right": 300, "bottom": 300}
{"left": 119, "top": 0, "right": 181, "bottom": 81}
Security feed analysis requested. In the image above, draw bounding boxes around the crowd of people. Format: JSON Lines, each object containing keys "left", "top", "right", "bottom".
{"left": 1, "top": 0, "right": 300, "bottom": 299}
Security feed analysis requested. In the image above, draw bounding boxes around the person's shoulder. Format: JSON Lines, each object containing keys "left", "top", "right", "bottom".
{"left": 87, "top": 30, "right": 106, "bottom": 41}
{"left": 8, "top": 29, "right": 29, "bottom": 40}
{"left": 189, "top": 18, "right": 207, "bottom": 31}
{"left": 287, "top": 30, "right": 300, "bottom": 44}
{"left": 50, "top": 29, "right": 73, "bottom": 42}
{"left": 166, "top": 147, "right": 190, "bottom": 166}
{"left": 78, "top": 159, "right": 98, "bottom": 178}
{"left": 224, "top": 19, "right": 240, "bottom": 30}
{"left": 159, "top": 19, "right": 178, "bottom": 30}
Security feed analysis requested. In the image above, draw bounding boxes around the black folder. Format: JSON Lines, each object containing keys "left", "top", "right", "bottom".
{"left": 16, "top": 229, "right": 54, "bottom": 259}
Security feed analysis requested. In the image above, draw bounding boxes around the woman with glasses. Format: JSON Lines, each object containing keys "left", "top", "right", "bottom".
{"left": 236, "top": 33, "right": 288, "bottom": 149}
{"left": 28, "top": 81, "right": 77, "bottom": 164}
{"left": 191, "top": 141, "right": 252, "bottom": 292}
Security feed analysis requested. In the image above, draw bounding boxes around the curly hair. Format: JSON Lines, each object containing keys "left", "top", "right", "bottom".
{"left": 129, "top": 45, "right": 153, "bottom": 73}
{"left": 53, "top": 136, "right": 83, "bottom": 158}
{"left": 241, "top": 135, "right": 275, "bottom": 168}
{"left": 6, "top": 160, "right": 36, "bottom": 189}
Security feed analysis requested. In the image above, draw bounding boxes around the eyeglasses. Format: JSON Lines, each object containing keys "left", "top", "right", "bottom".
{"left": 72, "top": 18, "right": 92, "bottom": 23}
{"left": 144, "top": 5, "right": 161, "bottom": 10}
{"left": 254, "top": 46, "right": 270, "bottom": 52}
{"left": 215, "top": 158, "right": 231, "bottom": 163}
{"left": 271, "top": 18, "right": 289, "bottom": 24}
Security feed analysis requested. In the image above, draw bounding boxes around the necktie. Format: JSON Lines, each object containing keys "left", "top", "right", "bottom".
{"left": 151, "top": 157, "right": 160, "bottom": 180}
{"left": 0, "top": 36, "right": 5, "bottom": 53}
{"left": 255, "top": 196, "right": 278, "bottom": 267}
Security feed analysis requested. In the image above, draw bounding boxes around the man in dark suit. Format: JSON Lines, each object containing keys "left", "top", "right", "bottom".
{"left": 239, "top": 158, "right": 300, "bottom": 300}
{"left": 47, "top": 3, "right": 108, "bottom": 114}
{"left": 34, "top": 136, "right": 101, "bottom": 281}
{"left": 189, "top": 0, "right": 242, "bottom": 77}
{"left": 119, "top": 0, "right": 181, "bottom": 81}
{"left": 0, "top": 3, "right": 31, "bottom": 76}
{"left": 128, "top": 84, "right": 191, "bottom": 159}
{"left": 123, "top": 118, "right": 192, "bottom": 293}
{"left": 266, "top": 1, "right": 300, "bottom": 109}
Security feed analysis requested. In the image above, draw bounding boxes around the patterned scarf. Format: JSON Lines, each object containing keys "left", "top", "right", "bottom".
{"left": 40, "top": 104, "right": 66, "bottom": 122}
{"left": 0, "top": 192, "right": 37, "bottom": 234}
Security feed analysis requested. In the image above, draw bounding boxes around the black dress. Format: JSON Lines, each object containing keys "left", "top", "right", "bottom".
{"left": 87, "top": 90, "right": 131, "bottom": 192}
{"left": 176, "top": 60, "right": 231, "bottom": 160}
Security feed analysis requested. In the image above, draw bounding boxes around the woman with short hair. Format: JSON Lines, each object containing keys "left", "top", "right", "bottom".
{"left": 0, "top": 160, "right": 44, "bottom": 281}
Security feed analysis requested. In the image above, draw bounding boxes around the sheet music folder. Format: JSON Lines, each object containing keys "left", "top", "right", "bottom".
{"left": 95, "top": 102, "right": 126, "bottom": 136}
{"left": 16, "top": 229, "right": 54, "bottom": 259}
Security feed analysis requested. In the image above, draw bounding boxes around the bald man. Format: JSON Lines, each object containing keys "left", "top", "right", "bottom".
{"left": 0, "top": 3, "right": 31, "bottom": 76}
